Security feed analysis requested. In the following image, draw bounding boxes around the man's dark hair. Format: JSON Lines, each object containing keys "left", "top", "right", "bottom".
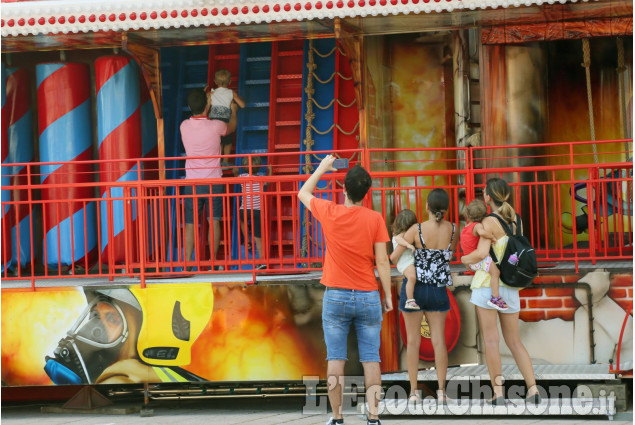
{"left": 344, "top": 165, "right": 372, "bottom": 203}
{"left": 186, "top": 89, "right": 207, "bottom": 115}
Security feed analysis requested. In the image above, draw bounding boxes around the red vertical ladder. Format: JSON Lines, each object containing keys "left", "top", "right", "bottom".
{"left": 267, "top": 40, "right": 305, "bottom": 267}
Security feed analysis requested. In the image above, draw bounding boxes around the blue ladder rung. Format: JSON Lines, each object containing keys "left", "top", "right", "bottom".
{"left": 185, "top": 60, "right": 209, "bottom": 66}
{"left": 246, "top": 56, "right": 272, "bottom": 62}
{"left": 241, "top": 148, "right": 269, "bottom": 154}
{"left": 243, "top": 125, "right": 269, "bottom": 131}
{"left": 245, "top": 102, "right": 270, "bottom": 108}
{"left": 245, "top": 79, "right": 270, "bottom": 85}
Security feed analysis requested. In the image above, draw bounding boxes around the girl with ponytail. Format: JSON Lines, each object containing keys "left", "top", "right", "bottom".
{"left": 461, "top": 177, "right": 540, "bottom": 406}
{"left": 390, "top": 188, "right": 458, "bottom": 404}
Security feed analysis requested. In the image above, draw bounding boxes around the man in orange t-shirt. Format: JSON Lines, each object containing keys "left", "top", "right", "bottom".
{"left": 298, "top": 155, "right": 391, "bottom": 425}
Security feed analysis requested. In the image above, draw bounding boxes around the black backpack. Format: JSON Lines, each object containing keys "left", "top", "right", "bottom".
{"left": 488, "top": 213, "right": 537, "bottom": 288}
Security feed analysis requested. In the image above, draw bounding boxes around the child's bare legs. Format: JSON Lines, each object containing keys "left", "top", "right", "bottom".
{"left": 485, "top": 260, "right": 508, "bottom": 311}
{"left": 238, "top": 212, "right": 249, "bottom": 250}
{"left": 403, "top": 265, "right": 419, "bottom": 310}
{"left": 220, "top": 134, "right": 233, "bottom": 164}
{"left": 489, "top": 261, "right": 501, "bottom": 297}
{"left": 222, "top": 141, "right": 232, "bottom": 156}
{"left": 254, "top": 236, "right": 263, "bottom": 259}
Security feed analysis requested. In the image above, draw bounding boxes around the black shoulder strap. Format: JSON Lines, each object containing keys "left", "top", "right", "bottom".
{"left": 488, "top": 213, "right": 513, "bottom": 236}
{"left": 447, "top": 223, "right": 455, "bottom": 250}
{"left": 418, "top": 223, "right": 426, "bottom": 248}
{"left": 514, "top": 213, "right": 523, "bottom": 236}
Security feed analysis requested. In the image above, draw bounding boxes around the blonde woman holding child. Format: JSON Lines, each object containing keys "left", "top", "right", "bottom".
{"left": 391, "top": 209, "right": 419, "bottom": 310}
{"left": 390, "top": 189, "right": 458, "bottom": 403}
{"left": 461, "top": 178, "right": 539, "bottom": 406}
{"left": 461, "top": 200, "right": 508, "bottom": 311}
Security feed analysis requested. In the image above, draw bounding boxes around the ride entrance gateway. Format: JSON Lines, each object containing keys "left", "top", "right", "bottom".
{"left": 0, "top": 0, "right": 632, "bottom": 421}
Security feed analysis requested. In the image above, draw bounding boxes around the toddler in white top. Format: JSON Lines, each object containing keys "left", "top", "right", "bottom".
{"left": 207, "top": 68, "right": 246, "bottom": 159}
{"left": 392, "top": 209, "right": 419, "bottom": 310}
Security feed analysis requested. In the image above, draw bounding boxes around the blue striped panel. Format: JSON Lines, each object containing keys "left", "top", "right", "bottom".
{"left": 1, "top": 62, "right": 6, "bottom": 108}
{"left": 100, "top": 166, "right": 139, "bottom": 251}
{"left": 8, "top": 109, "right": 34, "bottom": 268}
{"left": 8, "top": 110, "right": 34, "bottom": 174}
{"left": 96, "top": 60, "right": 140, "bottom": 148}
{"left": 5, "top": 66, "right": 19, "bottom": 79}
{"left": 39, "top": 100, "right": 92, "bottom": 183}
{"left": 44, "top": 201, "right": 97, "bottom": 268}
{"left": 36, "top": 63, "right": 65, "bottom": 89}
{"left": 12, "top": 215, "right": 32, "bottom": 267}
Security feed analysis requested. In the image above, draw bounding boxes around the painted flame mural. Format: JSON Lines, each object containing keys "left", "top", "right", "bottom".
{"left": 1, "top": 284, "right": 326, "bottom": 386}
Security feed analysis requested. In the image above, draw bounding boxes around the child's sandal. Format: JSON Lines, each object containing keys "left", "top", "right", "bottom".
{"left": 487, "top": 296, "right": 509, "bottom": 311}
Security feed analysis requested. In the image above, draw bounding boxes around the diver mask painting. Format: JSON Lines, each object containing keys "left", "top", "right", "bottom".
{"left": 44, "top": 296, "right": 129, "bottom": 384}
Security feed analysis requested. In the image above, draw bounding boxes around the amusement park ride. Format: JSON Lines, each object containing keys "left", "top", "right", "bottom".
{"left": 0, "top": 0, "right": 633, "bottom": 419}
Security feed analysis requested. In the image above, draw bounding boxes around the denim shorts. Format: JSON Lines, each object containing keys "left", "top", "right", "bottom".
{"left": 183, "top": 184, "right": 224, "bottom": 222}
{"left": 399, "top": 278, "right": 450, "bottom": 313}
{"left": 322, "top": 288, "right": 383, "bottom": 363}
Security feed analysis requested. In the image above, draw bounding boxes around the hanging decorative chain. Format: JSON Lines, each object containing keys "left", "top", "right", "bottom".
{"left": 313, "top": 71, "right": 353, "bottom": 84}
{"left": 311, "top": 97, "right": 357, "bottom": 110}
{"left": 311, "top": 45, "right": 346, "bottom": 58}
{"left": 300, "top": 39, "right": 317, "bottom": 259}
{"left": 309, "top": 121, "right": 360, "bottom": 136}
{"left": 303, "top": 40, "right": 316, "bottom": 174}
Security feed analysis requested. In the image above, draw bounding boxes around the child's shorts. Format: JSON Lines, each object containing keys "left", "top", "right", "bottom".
{"left": 240, "top": 209, "right": 261, "bottom": 238}
{"left": 469, "top": 256, "right": 493, "bottom": 273}
{"left": 220, "top": 134, "right": 233, "bottom": 146}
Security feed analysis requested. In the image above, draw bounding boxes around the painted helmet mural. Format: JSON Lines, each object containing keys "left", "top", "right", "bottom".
{"left": 130, "top": 284, "right": 214, "bottom": 366}
{"left": 44, "top": 284, "right": 214, "bottom": 384}
{"left": 44, "top": 288, "right": 141, "bottom": 385}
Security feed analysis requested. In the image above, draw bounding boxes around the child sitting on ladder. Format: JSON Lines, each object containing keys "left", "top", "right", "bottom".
{"left": 207, "top": 68, "right": 245, "bottom": 165}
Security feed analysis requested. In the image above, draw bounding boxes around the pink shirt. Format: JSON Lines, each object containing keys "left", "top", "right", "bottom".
{"left": 179, "top": 116, "right": 227, "bottom": 180}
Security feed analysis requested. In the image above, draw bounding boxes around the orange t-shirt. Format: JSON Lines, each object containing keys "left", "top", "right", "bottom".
{"left": 310, "top": 197, "right": 390, "bottom": 291}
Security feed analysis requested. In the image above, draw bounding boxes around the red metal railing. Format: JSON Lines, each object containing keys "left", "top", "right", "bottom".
{"left": 1, "top": 140, "right": 632, "bottom": 287}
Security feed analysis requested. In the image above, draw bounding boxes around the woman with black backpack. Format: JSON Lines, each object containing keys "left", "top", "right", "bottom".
{"left": 460, "top": 177, "right": 540, "bottom": 406}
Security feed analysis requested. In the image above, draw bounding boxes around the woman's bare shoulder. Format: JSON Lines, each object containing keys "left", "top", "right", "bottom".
{"left": 406, "top": 223, "right": 420, "bottom": 233}
{"left": 402, "top": 223, "right": 419, "bottom": 241}
{"left": 481, "top": 215, "right": 500, "bottom": 231}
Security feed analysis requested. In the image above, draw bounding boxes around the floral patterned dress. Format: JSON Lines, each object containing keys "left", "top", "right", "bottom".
{"left": 413, "top": 223, "right": 455, "bottom": 288}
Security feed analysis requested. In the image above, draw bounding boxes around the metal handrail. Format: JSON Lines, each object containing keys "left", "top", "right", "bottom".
{"left": 1, "top": 140, "right": 632, "bottom": 287}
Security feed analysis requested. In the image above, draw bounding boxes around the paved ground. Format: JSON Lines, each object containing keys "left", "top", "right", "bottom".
{"left": 2, "top": 398, "right": 632, "bottom": 425}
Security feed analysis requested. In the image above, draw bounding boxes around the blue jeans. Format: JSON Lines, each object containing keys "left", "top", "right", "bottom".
{"left": 322, "top": 288, "right": 383, "bottom": 363}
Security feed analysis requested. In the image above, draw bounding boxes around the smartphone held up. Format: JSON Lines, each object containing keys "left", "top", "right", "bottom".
{"left": 332, "top": 158, "right": 349, "bottom": 170}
